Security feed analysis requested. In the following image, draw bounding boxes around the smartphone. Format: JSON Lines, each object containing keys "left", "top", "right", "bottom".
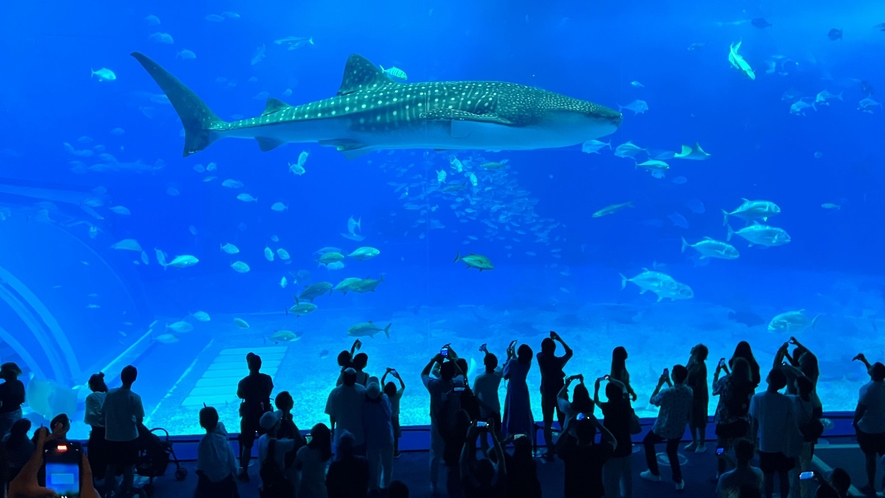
{"left": 799, "top": 471, "right": 815, "bottom": 480}
{"left": 477, "top": 421, "right": 489, "bottom": 428}
{"left": 663, "top": 368, "right": 669, "bottom": 377}
{"left": 41, "top": 440, "right": 82, "bottom": 498}
{"left": 598, "top": 376, "right": 608, "bottom": 381}
{"left": 440, "top": 348, "right": 448, "bottom": 357}
{"left": 305, "top": 435, "right": 313, "bottom": 444}
{"left": 716, "top": 447, "right": 724, "bottom": 455}
{"left": 453, "top": 386, "right": 465, "bottom": 393}
{"left": 577, "top": 413, "right": 586, "bottom": 421}
{"left": 719, "top": 358, "right": 726, "bottom": 366}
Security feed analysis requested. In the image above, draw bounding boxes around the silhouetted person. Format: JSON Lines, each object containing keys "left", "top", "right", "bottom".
{"left": 716, "top": 438, "right": 762, "bottom": 498}
{"left": 326, "top": 368, "right": 367, "bottom": 455}
{"left": 381, "top": 368, "right": 405, "bottom": 457}
{"left": 503, "top": 434, "right": 540, "bottom": 498}
{"left": 713, "top": 357, "right": 754, "bottom": 478}
{"left": 749, "top": 368, "right": 801, "bottom": 498}
{"left": 559, "top": 416, "right": 616, "bottom": 498}
{"left": 473, "top": 345, "right": 503, "bottom": 453}
{"left": 237, "top": 352, "right": 274, "bottom": 481}
{"left": 460, "top": 421, "right": 507, "bottom": 498}
{"left": 296, "top": 424, "right": 332, "bottom": 498}
{"left": 610, "top": 347, "right": 637, "bottom": 401}
{"left": 813, "top": 468, "right": 850, "bottom": 498}
{"left": 851, "top": 354, "right": 885, "bottom": 495}
{"left": 103, "top": 365, "right": 144, "bottom": 495}
{"left": 502, "top": 343, "right": 533, "bottom": 438}
{"left": 352, "top": 353, "right": 370, "bottom": 386}
{"left": 2, "top": 418, "right": 33, "bottom": 481}
{"left": 640, "top": 364, "right": 693, "bottom": 490}
{"left": 731, "top": 341, "right": 762, "bottom": 390}
{"left": 326, "top": 431, "right": 369, "bottom": 498}
{"left": 258, "top": 412, "right": 296, "bottom": 497}
{"left": 84, "top": 372, "right": 108, "bottom": 482}
{"left": 195, "top": 406, "right": 239, "bottom": 498}
{"left": 363, "top": 381, "right": 394, "bottom": 491}
{"left": 536, "top": 331, "right": 573, "bottom": 460}
{"left": 596, "top": 377, "right": 634, "bottom": 498}
{"left": 0, "top": 363, "right": 25, "bottom": 440}
{"left": 421, "top": 350, "right": 456, "bottom": 495}
{"left": 686, "top": 344, "right": 709, "bottom": 453}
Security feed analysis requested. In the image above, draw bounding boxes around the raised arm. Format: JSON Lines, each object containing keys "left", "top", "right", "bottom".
{"left": 490, "top": 425, "right": 507, "bottom": 477}
{"left": 593, "top": 415, "right": 617, "bottom": 451}
{"left": 854, "top": 353, "right": 872, "bottom": 371}
{"left": 350, "top": 339, "right": 362, "bottom": 357}
{"left": 460, "top": 424, "right": 479, "bottom": 483}
{"left": 551, "top": 331, "right": 574, "bottom": 364}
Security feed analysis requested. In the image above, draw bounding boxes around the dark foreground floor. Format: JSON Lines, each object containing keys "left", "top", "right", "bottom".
{"left": 138, "top": 445, "right": 735, "bottom": 498}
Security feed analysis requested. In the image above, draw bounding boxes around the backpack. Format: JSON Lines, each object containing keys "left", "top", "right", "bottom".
{"left": 437, "top": 387, "right": 464, "bottom": 439}
{"left": 725, "top": 381, "right": 751, "bottom": 418}
{"left": 260, "top": 440, "right": 294, "bottom": 498}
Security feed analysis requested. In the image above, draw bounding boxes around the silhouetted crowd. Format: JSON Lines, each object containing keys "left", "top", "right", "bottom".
{"left": 2, "top": 333, "right": 884, "bottom": 498}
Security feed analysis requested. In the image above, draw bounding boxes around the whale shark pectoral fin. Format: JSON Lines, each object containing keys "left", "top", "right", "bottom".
{"left": 262, "top": 97, "right": 290, "bottom": 116}
{"left": 256, "top": 137, "right": 284, "bottom": 152}
{"left": 318, "top": 139, "right": 373, "bottom": 160}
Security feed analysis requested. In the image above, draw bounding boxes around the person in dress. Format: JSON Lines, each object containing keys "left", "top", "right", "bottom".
{"left": 502, "top": 343, "right": 534, "bottom": 438}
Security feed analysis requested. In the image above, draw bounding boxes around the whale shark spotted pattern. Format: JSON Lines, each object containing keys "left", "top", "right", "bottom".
{"left": 131, "top": 52, "right": 622, "bottom": 159}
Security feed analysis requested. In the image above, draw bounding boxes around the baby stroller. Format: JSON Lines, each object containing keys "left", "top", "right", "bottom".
{"left": 135, "top": 424, "right": 187, "bottom": 495}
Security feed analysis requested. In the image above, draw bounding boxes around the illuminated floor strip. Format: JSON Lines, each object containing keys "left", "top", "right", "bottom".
{"left": 180, "top": 346, "right": 286, "bottom": 407}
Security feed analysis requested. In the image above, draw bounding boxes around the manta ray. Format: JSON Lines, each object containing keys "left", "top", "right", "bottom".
{"left": 131, "top": 52, "right": 622, "bottom": 159}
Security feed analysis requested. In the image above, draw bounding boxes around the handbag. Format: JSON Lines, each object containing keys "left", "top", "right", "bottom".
{"left": 629, "top": 408, "right": 642, "bottom": 435}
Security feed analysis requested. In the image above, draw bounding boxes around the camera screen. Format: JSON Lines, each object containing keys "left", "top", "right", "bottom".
{"left": 46, "top": 462, "right": 80, "bottom": 497}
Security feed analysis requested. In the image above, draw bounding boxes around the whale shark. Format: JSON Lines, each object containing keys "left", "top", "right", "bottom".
{"left": 131, "top": 52, "right": 622, "bottom": 160}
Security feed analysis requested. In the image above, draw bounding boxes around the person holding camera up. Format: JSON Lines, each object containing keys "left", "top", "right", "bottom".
{"left": 537, "top": 331, "right": 573, "bottom": 461}
{"left": 640, "top": 364, "right": 693, "bottom": 491}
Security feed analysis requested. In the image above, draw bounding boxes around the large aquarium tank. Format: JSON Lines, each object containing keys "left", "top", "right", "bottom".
{"left": 2, "top": 1, "right": 884, "bottom": 439}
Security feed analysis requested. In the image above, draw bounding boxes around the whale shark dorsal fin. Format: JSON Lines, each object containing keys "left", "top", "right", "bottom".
{"left": 262, "top": 97, "right": 290, "bottom": 116}
{"left": 338, "top": 54, "right": 394, "bottom": 96}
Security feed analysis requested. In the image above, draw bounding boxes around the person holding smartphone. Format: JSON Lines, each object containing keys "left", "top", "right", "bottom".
{"left": 640, "top": 365, "right": 693, "bottom": 491}
{"left": 802, "top": 468, "right": 850, "bottom": 498}
{"left": 7, "top": 426, "right": 101, "bottom": 498}
{"left": 537, "top": 331, "right": 574, "bottom": 461}
{"left": 851, "top": 353, "right": 885, "bottom": 495}
{"left": 473, "top": 344, "right": 504, "bottom": 453}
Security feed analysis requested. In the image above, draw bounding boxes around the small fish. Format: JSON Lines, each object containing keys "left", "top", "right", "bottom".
{"left": 380, "top": 65, "right": 407, "bottom": 80}
{"left": 668, "top": 211, "right": 690, "bottom": 229}
{"left": 144, "top": 14, "right": 161, "bottom": 25}
{"left": 270, "top": 202, "right": 288, "bottom": 212}
{"left": 282, "top": 88, "right": 292, "bottom": 98}
{"left": 110, "top": 205, "right": 130, "bottom": 215}
{"left": 140, "top": 251, "right": 149, "bottom": 265}
{"left": 319, "top": 349, "right": 329, "bottom": 359}
{"left": 687, "top": 40, "right": 708, "bottom": 51}
{"left": 614, "top": 141, "right": 646, "bottom": 158}
{"left": 167, "top": 321, "right": 193, "bottom": 333}
{"left": 205, "top": 14, "right": 225, "bottom": 22}
{"left": 790, "top": 100, "right": 816, "bottom": 116}
{"left": 148, "top": 32, "right": 174, "bottom": 44}
{"left": 155, "top": 248, "right": 167, "bottom": 266}
{"left": 234, "top": 318, "right": 250, "bottom": 329}
{"left": 91, "top": 68, "right": 117, "bottom": 82}
{"left": 220, "top": 242, "right": 239, "bottom": 254}
{"left": 221, "top": 179, "right": 243, "bottom": 188}
{"left": 592, "top": 201, "right": 633, "bottom": 218}
{"left": 264, "top": 246, "right": 274, "bottom": 262}
{"left": 630, "top": 81, "right": 644, "bottom": 88}
{"left": 581, "top": 140, "right": 611, "bottom": 154}
{"left": 821, "top": 203, "right": 841, "bottom": 210}
{"left": 281, "top": 276, "right": 288, "bottom": 288}
{"left": 684, "top": 199, "right": 705, "bottom": 214}
{"left": 176, "top": 50, "right": 196, "bottom": 60}
{"left": 436, "top": 169, "right": 447, "bottom": 183}
{"left": 751, "top": 18, "right": 772, "bottom": 28}
{"left": 618, "top": 99, "right": 649, "bottom": 115}
{"left": 236, "top": 193, "right": 258, "bottom": 202}
{"left": 277, "top": 248, "right": 290, "bottom": 260}
{"left": 828, "top": 28, "right": 843, "bottom": 41}
{"left": 858, "top": 97, "right": 882, "bottom": 113}
{"left": 251, "top": 44, "right": 266, "bottom": 65}
{"left": 110, "top": 127, "right": 125, "bottom": 135}
{"left": 156, "top": 333, "right": 179, "bottom": 344}
{"left": 192, "top": 311, "right": 211, "bottom": 322}
{"left": 815, "top": 90, "right": 843, "bottom": 106}
{"left": 231, "top": 261, "right": 251, "bottom": 273}
{"left": 728, "top": 41, "right": 755, "bottom": 80}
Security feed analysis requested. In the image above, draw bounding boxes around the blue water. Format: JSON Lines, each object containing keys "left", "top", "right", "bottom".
{"left": 2, "top": 1, "right": 885, "bottom": 438}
